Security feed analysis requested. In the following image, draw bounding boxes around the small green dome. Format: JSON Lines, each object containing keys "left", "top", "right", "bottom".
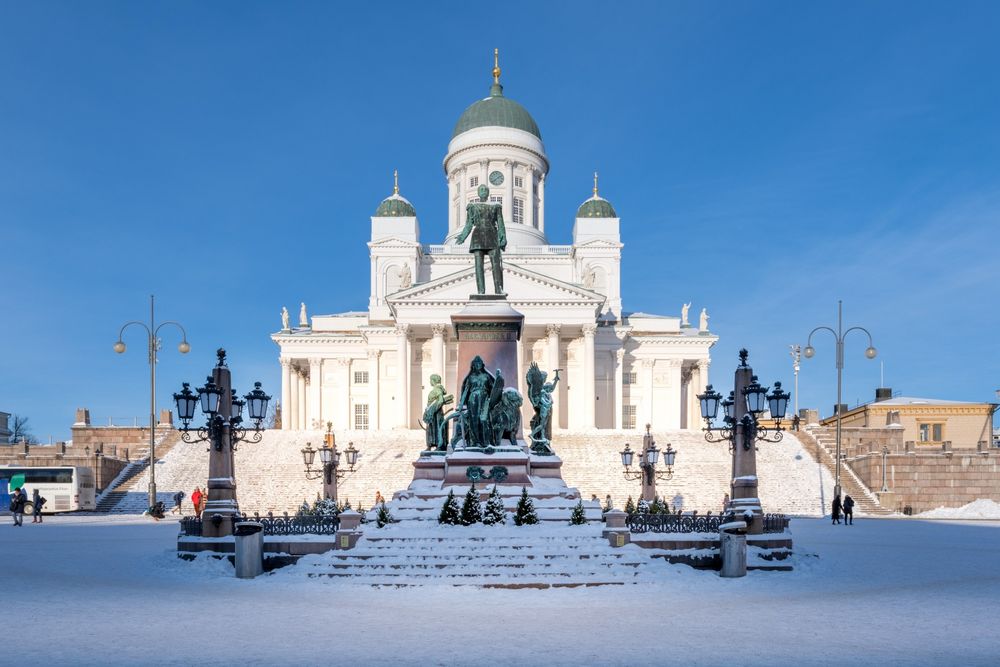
{"left": 374, "top": 193, "right": 416, "bottom": 217}
{"left": 576, "top": 196, "right": 617, "bottom": 218}
{"left": 452, "top": 83, "right": 541, "bottom": 139}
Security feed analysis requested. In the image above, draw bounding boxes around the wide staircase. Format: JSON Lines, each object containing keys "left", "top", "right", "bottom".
{"left": 100, "top": 427, "right": 833, "bottom": 517}
{"left": 280, "top": 525, "right": 672, "bottom": 588}
{"left": 798, "top": 426, "right": 892, "bottom": 516}
{"left": 96, "top": 430, "right": 186, "bottom": 513}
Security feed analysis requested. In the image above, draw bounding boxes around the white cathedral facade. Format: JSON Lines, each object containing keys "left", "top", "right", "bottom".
{"left": 273, "top": 59, "right": 717, "bottom": 434}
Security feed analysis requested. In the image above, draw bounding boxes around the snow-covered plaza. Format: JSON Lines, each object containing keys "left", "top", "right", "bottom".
{"left": 7, "top": 515, "right": 1000, "bottom": 666}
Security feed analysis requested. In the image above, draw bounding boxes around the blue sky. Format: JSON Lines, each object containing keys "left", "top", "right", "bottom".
{"left": 2, "top": 1, "right": 998, "bottom": 441}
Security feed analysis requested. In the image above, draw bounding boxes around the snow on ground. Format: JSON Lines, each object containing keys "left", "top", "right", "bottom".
{"left": 917, "top": 498, "right": 1000, "bottom": 520}
{"left": 6, "top": 514, "right": 1000, "bottom": 666}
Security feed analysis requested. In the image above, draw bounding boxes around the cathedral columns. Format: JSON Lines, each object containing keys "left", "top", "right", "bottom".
{"left": 582, "top": 324, "right": 597, "bottom": 429}
{"left": 538, "top": 174, "right": 547, "bottom": 232}
{"left": 396, "top": 325, "right": 410, "bottom": 428}
{"left": 308, "top": 358, "right": 323, "bottom": 429}
{"left": 664, "top": 359, "right": 683, "bottom": 429}
{"left": 369, "top": 350, "right": 381, "bottom": 431}
{"left": 458, "top": 167, "right": 468, "bottom": 231}
{"left": 640, "top": 359, "right": 655, "bottom": 429}
{"left": 448, "top": 174, "right": 457, "bottom": 232}
{"left": 503, "top": 159, "right": 513, "bottom": 225}
{"left": 431, "top": 324, "right": 447, "bottom": 383}
{"left": 546, "top": 324, "right": 561, "bottom": 430}
{"left": 335, "top": 358, "right": 351, "bottom": 429}
{"left": 614, "top": 349, "right": 625, "bottom": 430}
{"left": 525, "top": 166, "right": 535, "bottom": 230}
{"left": 297, "top": 369, "right": 307, "bottom": 430}
{"left": 279, "top": 358, "right": 292, "bottom": 431}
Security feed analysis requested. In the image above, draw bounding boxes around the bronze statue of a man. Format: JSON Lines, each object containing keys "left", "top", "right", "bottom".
{"left": 422, "top": 374, "right": 453, "bottom": 451}
{"left": 456, "top": 184, "right": 507, "bottom": 295}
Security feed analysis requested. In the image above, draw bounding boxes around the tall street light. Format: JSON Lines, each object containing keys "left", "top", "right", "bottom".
{"left": 173, "top": 348, "right": 270, "bottom": 537}
{"left": 114, "top": 294, "right": 190, "bottom": 508}
{"left": 697, "top": 349, "right": 790, "bottom": 533}
{"left": 619, "top": 424, "right": 676, "bottom": 502}
{"left": 301, "top": 422, "right": 360, "bottom": 501}
{"left": 803, "top": 300, "right": 877, "bottom": 500}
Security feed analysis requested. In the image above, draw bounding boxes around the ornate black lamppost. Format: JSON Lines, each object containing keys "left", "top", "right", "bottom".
{"left": 173, "top": 349, "right": 270, "bottom": 537}
{"left": 301, "top": 422, "right": 359, "bottom": 501}
{"left": 697, "top": 349, "right": 790, "bottom": 533}
{"left": 803, "top": 300, "right": 877, "bottom": 499}
{"left": 620, "top": 424, "right": 676, "bottom": 502}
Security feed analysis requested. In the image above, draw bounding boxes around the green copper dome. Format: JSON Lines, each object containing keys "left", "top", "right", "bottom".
{"left": 452, "top": 82, "right": 541, "bottom": 139}
{"left": 577, "top": 196, "right": 617, "bottom": 218}
{"left": 374, "top": 193, "right": 416, "bottom": 217}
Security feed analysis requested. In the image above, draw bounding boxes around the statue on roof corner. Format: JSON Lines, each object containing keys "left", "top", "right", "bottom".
{"left": 456, "top": 184, "right": 507, "bottom": 296}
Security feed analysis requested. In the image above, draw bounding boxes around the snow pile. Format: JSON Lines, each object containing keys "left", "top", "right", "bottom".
{"left": 917, "top": 499, "right": 1000, "bottom": 520}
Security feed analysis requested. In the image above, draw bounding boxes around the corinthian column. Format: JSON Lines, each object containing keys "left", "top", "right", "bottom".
{"left": 336, "top": 358, "right": 351, "bottom": 429}
{"left": 582, "top": 324, "right": 597, "bottom": 429}
{"left": 279, "top": 358, "right": 292, "bottom": 431}
{"left": 640, "top": 359, "right": 655, "bottom": 429}
{"left": 614, "top": 349, "right": 625, "bottom": 430}
{"left": 431, "top": 324, "right": 447, "bottom": 383}
{"left": 546, "top": 324, "right": 561, "bottom": 431}
{"left": 664, "top": 359, "right": 683, "bottom": 429}
{"left": 308, "top": 358, "right": 323, "bottom": 429}
{"left": 369, "top": 349, "right": 382, "bottom": 431}
{"left": 396, "top": 324, "right": 410, "bottom": 428}
{"left": 297, "top": 370, "right": 307, "bottom": 430}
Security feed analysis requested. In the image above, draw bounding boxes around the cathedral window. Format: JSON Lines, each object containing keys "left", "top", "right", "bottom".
{"left": 514, "top": 175, "right": 523, "bottom": 188}
{"left": 469, "top": 176, "right": 479, "bottom": 188}
{"left": 623, "top": 372, "right": 637, "bottom": 385}
{"left": 622, "top": 405, "right": 637, "bottom": 430}
{"left": 489, "top": 195, "right": 502, "bottom": 204}
{"left": 353, "top": 371, "right": 369, "bottom": 385}
{"left": 513, "top": 197, "right": 524, "bottom": 224}
{"left": 354, "top": 403, "right": 369, "bottom": 430}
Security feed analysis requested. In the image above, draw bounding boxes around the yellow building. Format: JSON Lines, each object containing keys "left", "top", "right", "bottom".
{"left": 821, "top": 395, "right": 995, "bottom": 450}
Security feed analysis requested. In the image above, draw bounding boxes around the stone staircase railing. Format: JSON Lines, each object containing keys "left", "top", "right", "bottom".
{"left": 799, "top": 426, "right": 892, "bottom": 516}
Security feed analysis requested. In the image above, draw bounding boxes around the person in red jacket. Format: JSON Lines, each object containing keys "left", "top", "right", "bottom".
{"left": 191, "top": 487, "right": 202, "bottom": 516}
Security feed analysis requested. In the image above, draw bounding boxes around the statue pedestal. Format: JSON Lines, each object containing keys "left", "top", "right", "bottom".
{"left": 450, "top": 297, "right": 523, "bottom": 393}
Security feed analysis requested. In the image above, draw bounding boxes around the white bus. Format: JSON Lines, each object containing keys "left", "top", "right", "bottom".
{"left": 0, "top": 466, "right": 96, "bottom": 513}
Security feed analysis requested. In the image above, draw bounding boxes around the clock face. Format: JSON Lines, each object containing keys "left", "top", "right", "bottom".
{"left": 489, "top": 170, "right": 504, "bottom": 186}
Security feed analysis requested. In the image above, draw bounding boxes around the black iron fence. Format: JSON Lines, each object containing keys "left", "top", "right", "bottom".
{"left": 179, "top": 511, "right": 341, "bottom": 537}
{"left": 626, "top": 512, "right": 790, "bottom": 534}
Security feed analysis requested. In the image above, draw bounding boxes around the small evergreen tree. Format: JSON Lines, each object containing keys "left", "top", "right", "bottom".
{"left": 513, "top": 486, "right": 539, "bottom": 526}
{"left": 569, "top": 499, "right": 587, "bottom": 525}
{"left": 460, "top": 485, "right": 483, "bottom": 525}
{"left": 298, "top": 499, "right": 313, "bottom": 516}
{"left": 438, "top": 489, "right": 462, "bottom": 525}
{"left": 637, "top": 499, "right": 650, "bottom": 515}
{"left": 314, "top": 497, "right": 339, "bottom": 517}
{"left": 375, "top": 502, "right": 394, "bottom": 528}
{"left": 483, "top": 485, "right": 507, "bottom": 525}
{"left": 649, "top": 496, "right": 663, "bottom": 514}
{"left": 624, "top": 496, "right": 636, "bottom": 514}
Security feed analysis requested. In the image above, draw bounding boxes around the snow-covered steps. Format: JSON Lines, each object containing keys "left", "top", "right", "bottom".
{"left": 276, "top": 524, "right": 685, "bottom": 588}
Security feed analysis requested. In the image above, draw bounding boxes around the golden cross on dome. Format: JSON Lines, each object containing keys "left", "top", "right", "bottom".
{"left": 393, "top": 169, "right": 399, "bottom": 195}
{"left": 493, "top": 48, "right": 501, "bottom": 84}
{"left": 593, "top": 171, "right": 599, "bottom": 197}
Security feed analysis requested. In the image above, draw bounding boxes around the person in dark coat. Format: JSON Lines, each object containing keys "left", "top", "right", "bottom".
{"left": 843, "top": 495, "right": 855, "bottom": 525}
{"left": 171, "top": 491, "right": 185, "bottom": 515}
{"left": 10, "top": 488, "right": 26, "bottom": 527}
{"left": 31, "top": 488, "right": 45, "bottom": 523}
{"left": 831, "top": 494, "right": 842, "bottom": 525}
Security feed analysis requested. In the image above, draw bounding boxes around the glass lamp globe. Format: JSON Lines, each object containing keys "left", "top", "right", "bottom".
{"left": 803, "top": 345, "right": 815, "bottom": 358}
{"left": 113, "top": 341, "right": 126, "bottom": 354}
{"left": 865, "top": 346, "right": 877, "bottom": 359}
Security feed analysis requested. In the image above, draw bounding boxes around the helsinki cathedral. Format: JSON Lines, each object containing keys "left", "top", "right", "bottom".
{"left": 272, "top": 53, "right": 716, "bottom": 435}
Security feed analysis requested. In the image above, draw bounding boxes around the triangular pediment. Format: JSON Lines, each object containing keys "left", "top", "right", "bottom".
{"left": 386, "top": 263, "right": 605, "bottom": 306}
{"left": 367, "top": 237, "right": 421, "bottom": 249}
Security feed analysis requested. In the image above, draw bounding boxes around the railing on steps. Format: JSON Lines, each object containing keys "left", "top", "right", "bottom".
{"left": 626, "top": 512, "right": 789, "bottom": 534}
{"left": 179, "top": 511, "right": 340, "bottom": 537}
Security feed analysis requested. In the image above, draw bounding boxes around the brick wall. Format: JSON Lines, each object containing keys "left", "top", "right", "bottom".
{"left": 851, "top": 451, "right": 1000, "bottom": 513}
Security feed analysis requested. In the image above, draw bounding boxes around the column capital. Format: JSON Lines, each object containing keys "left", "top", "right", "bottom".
{"left": 368, "top": 349, "right": 383, "bottom": 360}
{"left": 664, "top": 359, "right": 684, "bottom": 368}
{"left": 308, "top": 357, "right": 323, "bottom": 369}
{"left": 395, "top": 323, "right": 410, "bottom": 337}
{"left": 430, "top": 323, "right": 448, "bottom": 338}
{"left": 582, "top": 323, "right": 598, "bottom": 337}
{"left": 545, "top": 323, "right": 561, "bottom": 337}
{"left": 696, "top": 358, "right": 711, "bottom": 370}
{"left": 336, "top": 357, "right": 352, "bottom": 367}
{"left": 279, "top": 357, "right": 292, "bottom": 368}
{"left": 640, "top": 358, "right": 656, "bottom": 369}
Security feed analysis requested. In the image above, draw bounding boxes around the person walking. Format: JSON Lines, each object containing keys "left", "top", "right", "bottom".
{"left": 832, "top": 494, "right": 842, "bottom": 525}
{"left": 10, "top": 488, "right": 26, "bottom": 527}
{"left": 722, "top": 493, "right": 730, "bottom": 512}
{"left": 171, "top": 491, "right": 185, "bottom": 515}
{"left": 843, "top": 494, "right": 855, "bottom": 525}
{"left": 191, "top": 487, "right": 203, "bottom": 516}
{"left": 31, "top": 488, "right": 46, "bottom": 524}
